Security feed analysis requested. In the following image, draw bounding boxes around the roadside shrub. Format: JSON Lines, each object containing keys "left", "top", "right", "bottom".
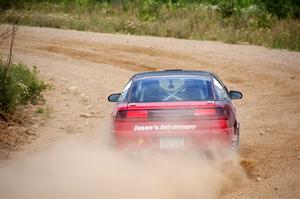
{"left": 270, "top": 20, "right": 300, "bottom": 51}
{"left": 217, "top": 1, "right": 235, "bottom": 18}
{"left": 262, "top": 0, "right": 300, "bottom": 19}
{"left": 138, "top": 0, "right": 161, "bottom": 21}
{"left": 0, "top": 62, "right": 46, "bottom": 113}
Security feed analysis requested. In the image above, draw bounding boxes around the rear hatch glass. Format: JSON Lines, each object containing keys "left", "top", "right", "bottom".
{"left": 129, "top": 76, "right": 214, "bottom": 102}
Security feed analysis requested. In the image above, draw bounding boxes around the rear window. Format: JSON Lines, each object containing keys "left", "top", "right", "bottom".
{"left": 129, "top": 76, "right": 214, "bottom": 102}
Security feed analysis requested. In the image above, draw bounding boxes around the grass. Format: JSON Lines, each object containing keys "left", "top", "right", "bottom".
{"left": 35, "top": 106, "right": 52, "bottom": 118}
{"left": 0, "top": 2, "right": 299, "bottom": 51}
{"left": 0, "top": 62, "right": 46, "bottom": 113}
{"left": 35, "top": 107, "right": 44, "bottom": 114}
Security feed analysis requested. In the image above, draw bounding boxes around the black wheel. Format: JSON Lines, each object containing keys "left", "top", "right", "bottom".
{"left": 232, "top": 123, "right": 240, "bottom": 151}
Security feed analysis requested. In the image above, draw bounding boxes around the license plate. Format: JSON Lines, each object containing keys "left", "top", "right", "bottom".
{"left": 160, "top": 137, "right": 184, "bottom": 149}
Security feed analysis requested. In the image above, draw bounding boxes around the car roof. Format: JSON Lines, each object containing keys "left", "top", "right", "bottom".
{"left": 132, "top": 69, "right": 214, "bottom": 79}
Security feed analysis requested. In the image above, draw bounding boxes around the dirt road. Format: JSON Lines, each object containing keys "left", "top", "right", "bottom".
{"left": 1, "top": 26, "right": 299, "bottom": 198}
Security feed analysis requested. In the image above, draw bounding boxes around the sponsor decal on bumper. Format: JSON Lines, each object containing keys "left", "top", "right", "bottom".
{"left": 133, "top": 124, "right": 196, "bottom": 131}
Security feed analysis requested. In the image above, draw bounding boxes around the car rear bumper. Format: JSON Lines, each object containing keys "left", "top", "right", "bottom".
{"left": 112, "top": 127, "right": 235, "bottom": 150}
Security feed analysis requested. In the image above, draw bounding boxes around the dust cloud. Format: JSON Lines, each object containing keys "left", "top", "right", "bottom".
{"left": 1, "top": 127, "right": 248, "bottom": 199}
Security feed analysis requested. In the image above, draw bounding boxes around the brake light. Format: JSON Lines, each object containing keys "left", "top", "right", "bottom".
{"left": 127, "top": 110, "right": 148, "bottom": 118}
{"left": 116, "top": 110, "right": 148, "bottom": 119}
{"left": 194, "top": 108, "right": 227, "bottom": 116}
{"left": 194, "top": 107, "right": 229, "bottom": 128}
{"left": 194, "top": 109, "right": 216, "bottom": 116}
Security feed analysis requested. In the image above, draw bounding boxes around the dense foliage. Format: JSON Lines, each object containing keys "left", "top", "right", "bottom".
{"left": 1, "top": 0, "right": 299, "bottom": 19}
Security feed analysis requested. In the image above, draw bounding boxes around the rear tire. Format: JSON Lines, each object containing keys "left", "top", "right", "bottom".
{"left": 232, "top": 123, "right": 240, "bottom": 151}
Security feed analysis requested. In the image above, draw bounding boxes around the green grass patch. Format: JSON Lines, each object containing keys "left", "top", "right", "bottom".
{"left": 35, "top": 107, "right": 44, "bottom": 114}
{"left": 0, "top": 61, "right": 47, "bottom": 113}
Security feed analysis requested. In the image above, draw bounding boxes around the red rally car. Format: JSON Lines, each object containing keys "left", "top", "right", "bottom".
{"left": 108, "top": 69, "right": 242, "bottom": 150}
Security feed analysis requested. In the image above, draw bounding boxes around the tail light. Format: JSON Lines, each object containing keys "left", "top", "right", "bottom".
{"left": 194, "top": 107, "right": 228, "bottom": 126}
{"left": 127, "top": 110, "right": 148, "bottom": 118}
{"left": 115, "top": 107, "right": 229, "bottom": 128}
{"left": 116, "top": 110, "right": 148, "bottom": 120}
{"left": 117, "top": 108, "right": 227, "bottom": 119}
{"left": 194, "top": 108, "right": 217, "bottom": 116}
{"left": 194, "top": 107, "right": 227, "bottom": 117}
{"left": 194, "top": 107, "right": 229, "bottom": 128}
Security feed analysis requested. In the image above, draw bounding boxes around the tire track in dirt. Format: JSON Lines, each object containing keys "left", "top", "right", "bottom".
{"left": 16, "top": 33, "right": 213, "bottom": 71}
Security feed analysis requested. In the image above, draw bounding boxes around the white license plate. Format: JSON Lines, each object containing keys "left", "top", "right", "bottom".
{"left": 160, "top": 137, "right": 184, "bottom": 149}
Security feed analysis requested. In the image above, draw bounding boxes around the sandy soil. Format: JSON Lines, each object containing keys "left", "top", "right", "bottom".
{"left": 0, "top": 25, "right": 299, "bottom": 198}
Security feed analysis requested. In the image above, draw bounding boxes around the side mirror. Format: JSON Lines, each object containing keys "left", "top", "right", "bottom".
{"left": 229, "top": 90, "right": 243, "bottom": 99}
{"left": 108, "top": 93, "right": 121, "bottom": 102}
